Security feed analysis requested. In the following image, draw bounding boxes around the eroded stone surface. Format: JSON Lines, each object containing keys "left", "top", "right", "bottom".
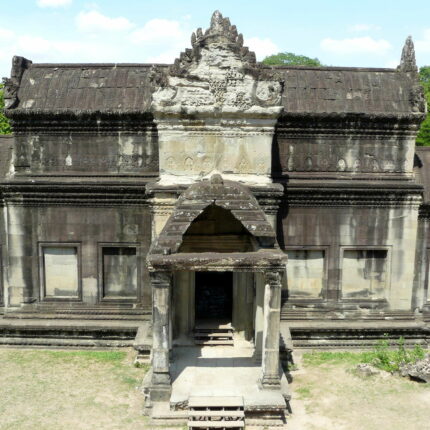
{"left": 400, "top": 355, "right": 430, "bottom": 383}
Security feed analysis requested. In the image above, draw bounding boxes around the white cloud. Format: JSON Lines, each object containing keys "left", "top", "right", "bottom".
{"left": 321, "top": 37, "right": 392, "bottom": 55}
{"left": 130, "top": 19, "right": 186, "bottom": 45}
{"left": 76, "top": 10, "right": 134, "bottom": 33}
{"left": 245, "top": 37, "right": 278, "bottom": 61}
{"left": 348, "top": 24, "right": 381, "bottom": 32}
{"left": 0, "top": 28, "right": 14, "bottom": 41}
{"left": 415, "top": 29, "right": 430, "bottom": 53}
{"left": 37, "top": 0, "right": 72, "bottom": 7}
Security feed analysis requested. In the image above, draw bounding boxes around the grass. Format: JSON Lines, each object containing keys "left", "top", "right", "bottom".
{"left": 0, "top": 347, "right": 149, "bottom": 430}
{"left": 303, "top": 336, "right": 427, "bottom": 373}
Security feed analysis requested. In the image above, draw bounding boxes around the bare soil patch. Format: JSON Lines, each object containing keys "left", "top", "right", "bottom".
{"left": 287, "top": 350, "right": 430, "bottom": 430}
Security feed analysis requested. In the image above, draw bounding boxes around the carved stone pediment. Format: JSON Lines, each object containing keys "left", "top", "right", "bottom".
{"left": 151, "top": 11, "right": 284, "bottom": 118}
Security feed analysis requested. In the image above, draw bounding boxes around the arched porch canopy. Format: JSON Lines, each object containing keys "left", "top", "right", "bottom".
{"left": 147, "top": 174, "right": 286, "bottom": 273}
{"left": 147, "top": 175, "right": 286, "bottom": 399}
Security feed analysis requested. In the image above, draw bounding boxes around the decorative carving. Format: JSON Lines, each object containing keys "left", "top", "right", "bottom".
{"left": 337, "top": 158, "right": 347, "bottom": 171}
{"left": 398, "top": 36, "right": 418, "bottom": 73}
{"left": 410, "top": 85, "right": 426, "bottom": 113}
{"left": 150, "top": 271, "right": 172, "bottom": 287}
{"left": 2, "top": 56, "right": 32, "bottom": 109}
{"left": 184, "top": 157, "right": 193, "bottom": 169}
{"left": 280, "top": 140, "right": 407, "bottom": 174}
{"left": 264, "top": 270, "right": 282, "bottom": 287}
{"left": 151, "top": 10, "right": 283, "bottom": 118}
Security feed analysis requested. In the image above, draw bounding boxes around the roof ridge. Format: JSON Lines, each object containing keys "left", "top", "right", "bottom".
{"left": 30, "top": 63, "right": 169, "bottom": 68}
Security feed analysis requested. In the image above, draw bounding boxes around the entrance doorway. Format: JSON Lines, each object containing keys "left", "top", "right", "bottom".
{"left": 195, "top": 272, "right": 233, "bottom": 324}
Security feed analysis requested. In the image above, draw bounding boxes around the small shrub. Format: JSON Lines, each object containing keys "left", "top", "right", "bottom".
{"left": 371, "top": 334, "right": 426, "bottom": 373}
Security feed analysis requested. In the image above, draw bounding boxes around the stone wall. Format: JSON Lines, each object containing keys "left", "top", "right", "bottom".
{"left": 4, "top": 204, "right": 152, "bottom": 308}
{"left": 13, "top": 131, "right": 158, "bottom": 176}
{"left": 280, "top": 204, "right": 420, "bottom": 311}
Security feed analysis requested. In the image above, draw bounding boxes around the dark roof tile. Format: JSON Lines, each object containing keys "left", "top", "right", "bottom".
{"left": 9, "top": 63, "right": 420, "bottom": 115}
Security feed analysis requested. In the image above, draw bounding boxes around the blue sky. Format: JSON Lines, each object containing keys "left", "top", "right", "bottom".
{"left": 1, "top": 0, "right": 430, "bottom": 78}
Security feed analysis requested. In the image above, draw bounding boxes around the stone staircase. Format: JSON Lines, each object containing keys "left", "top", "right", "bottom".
{"left": 194, "top": 323, "right": 234, "bottom": 346}
{"left": 188, "top": 396, "right": 244, "bottom": 429}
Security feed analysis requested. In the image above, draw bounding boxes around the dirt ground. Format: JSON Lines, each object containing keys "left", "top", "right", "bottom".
{"left": 287, "top": 350, "right": 430, "bottom": 430}
{"left": 0, "top": 348, "right": 148, "bottom": 430}
{"left": 1, "top": 347, "right": 430, "bottom": 430}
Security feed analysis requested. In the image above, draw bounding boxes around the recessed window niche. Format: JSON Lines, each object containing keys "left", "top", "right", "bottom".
{"left": 101, "top": 246, "right": 138, "bottom": 300}
{"left": 41, "top": 245, "right": 80, "bottom": 300}
{"left": 342, "top": 249, "right": 389, "bottom": 300}
{"left": 285, "top": 249, "right": 326, "bottom": 299}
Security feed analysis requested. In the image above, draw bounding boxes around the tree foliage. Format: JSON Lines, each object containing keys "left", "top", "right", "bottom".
{"left": 262, "top": 52, "right": 323, "bottom": 67}
{"left": 416, "top": 66, "right": 430, "bottom": 146}
{"left": 0, "top": 84, "right": 12, "bottom": 135}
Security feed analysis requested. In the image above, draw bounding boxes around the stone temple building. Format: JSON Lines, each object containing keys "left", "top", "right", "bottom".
{"left": 1, "top": 10, "right": 429, "bottom": 428}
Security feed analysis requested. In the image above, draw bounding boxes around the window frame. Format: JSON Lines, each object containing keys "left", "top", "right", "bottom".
{"left": 283, "top": 245, "right": 329, "bottom": 303}
{"left": 97, "top": 242, "right": 140, "bottom": 304}
{"left": 340, "top": 245, "right": 391, "bottom": 304}
{"left": 39, "top": 242, "right": 82, "bottom": 302}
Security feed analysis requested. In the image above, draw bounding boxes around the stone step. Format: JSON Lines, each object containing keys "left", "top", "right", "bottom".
{"left": 194, "top": 332, "right": 233, "bottom": 338}
{"left": 188, "top": 422, "right": 244, "bottom": 428}
{"left": 189, "top": 396, "right": 244, "bottom": 408}
{"left": 194, "top": 326, "right": 234, "bottom": 346}
{"left": 195, "top": 340, "right": 234, "bottom": 345}
{"left": 188, "top": 396, "right": 245, "bottom": 429}
{"left": 189, "top": 411, "right": 244, "bottom": 418}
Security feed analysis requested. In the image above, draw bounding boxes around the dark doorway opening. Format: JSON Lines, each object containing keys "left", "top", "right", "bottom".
{"left": 195, "top": 272, "right": 233, "bottom": 322}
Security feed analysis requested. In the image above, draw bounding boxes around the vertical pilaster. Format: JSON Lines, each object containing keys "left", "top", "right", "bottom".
{"left": 7, "top": 204, "right": 34, "bottom": 306}
{"left": 260, "top": 270, "right": 282, "bottom": 390}
{"left": 150, "top": 271, "right": 172, "bottom": 401}
{"left": 254, "top": 272, "right": 265, "bottom": 362}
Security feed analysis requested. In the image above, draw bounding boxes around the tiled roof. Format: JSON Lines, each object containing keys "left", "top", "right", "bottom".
{"left": 15, "top": 64, "right": 158, "bottom": 112}
{"left": 279, "top": 67, "right": 418, "bottom": 115}
{"left": 10, "top": 63, "right": 420, "bottom": 115}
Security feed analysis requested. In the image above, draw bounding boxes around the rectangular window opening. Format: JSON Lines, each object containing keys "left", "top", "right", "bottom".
{"left": 285, "top": 249, "right": 325, "bottom": 299}
{"left": 102, "top": 246, "right": 137, "bottom": 299}
{"left": 342, "top": 249, "right": 388, "bottom": 300}
{"left": 42, "top": 246, "right": 79, "bottom": 299}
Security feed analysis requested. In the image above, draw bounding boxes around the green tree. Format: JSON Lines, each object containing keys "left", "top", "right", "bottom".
{"left": 0, "top": 83, "right": 12, "bottom": 134}
{"left": 416, "top": 66, "right": 430, "bottom": 146}
{"left": 262, "top": 52, "right": 323, "bottom": 67}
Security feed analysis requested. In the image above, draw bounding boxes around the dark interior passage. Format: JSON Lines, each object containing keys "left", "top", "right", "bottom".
{"left": 195, "top": 272, "right": 233, "bottom": 321}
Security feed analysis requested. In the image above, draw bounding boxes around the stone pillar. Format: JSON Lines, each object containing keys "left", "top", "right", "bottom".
{"left": 254, "top": 273, "right": 265, "bottom": 362}
{"left": 260, "top": 270, "right": 282, "bottom": 390}
{"left": 150, "top": 271, "right": 172, "bottom": 401}
{"left": 7, "top": 204, "right": 34, "bottom": 306}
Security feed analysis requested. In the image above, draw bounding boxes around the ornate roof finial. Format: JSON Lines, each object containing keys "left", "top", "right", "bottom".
{"left": 210, "top": 10, "right": 223, "bottom": 31}
{"left": 398, "top": 36, "right": 418, "bottom": 73}
{"left": 2, "top": 56, "right": 32, "bottom": 109}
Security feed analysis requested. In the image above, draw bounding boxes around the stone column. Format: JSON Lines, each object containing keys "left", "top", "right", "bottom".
{"left": 7, "top": 204, "right": 34, "bottom": 306}
{"left": 260, "top": 270, "right": 282, "bottom": 390}
{"left": 150, "top": 271, "right": 172, "bottom": 401}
